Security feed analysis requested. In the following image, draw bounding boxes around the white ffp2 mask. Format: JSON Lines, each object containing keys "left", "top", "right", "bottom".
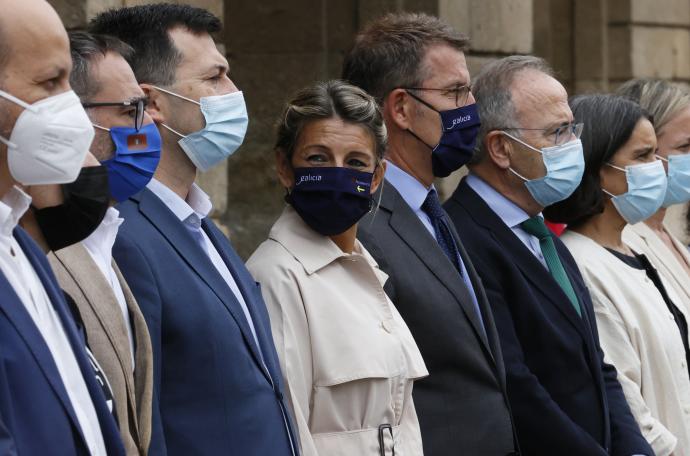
{"left": 0, "top": 89, "right": 94, "bottom": 185}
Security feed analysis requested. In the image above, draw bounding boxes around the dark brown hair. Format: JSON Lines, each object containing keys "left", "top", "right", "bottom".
{"left": 342, "top": 12, "right": 469, "bottom": 102}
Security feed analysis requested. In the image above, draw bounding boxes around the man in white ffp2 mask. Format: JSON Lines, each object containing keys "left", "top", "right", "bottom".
{"left": 0, "top": 0, "right": 124, "bottom": 454}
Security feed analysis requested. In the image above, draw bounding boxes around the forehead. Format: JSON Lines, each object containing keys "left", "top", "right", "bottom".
{"left": 419, "top": 43, "right": 470, "bottom": 87}
{"left": 297, "top": 117, "right": 375, "bottom": 154}
{"left": 613, "top": 118, "right": 656, "bottom": 159}
{"left": 659, "top": 106, "right": 690, "bottom": 142}
{"left": 1, "top": 1, "right": 71, "bottom": 82}
{"left": 168, "top": 26, "right": 228, "bottom": 78}
{"left": 511, "top": 69, "right": 571, "bottom": 125}
{"left": 90, "top": 52, "right": 144, "bottom": 100}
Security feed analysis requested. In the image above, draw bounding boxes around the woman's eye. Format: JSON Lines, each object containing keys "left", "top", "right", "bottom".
{"left": 307, "top": 154, "right": 327, "bottom": 163}
{"left": 347, "top": 158, "right": 367, "bottom": 167}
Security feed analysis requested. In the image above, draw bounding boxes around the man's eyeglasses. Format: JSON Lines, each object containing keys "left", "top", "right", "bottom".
{"left": 501, "top": 122, "right": 584, "bottom": 146}
{"left": 401, "top": 84, "right": 472, "bottom": 108}
{"left": 82, "top": 98, "right": 148, "bottom": 131}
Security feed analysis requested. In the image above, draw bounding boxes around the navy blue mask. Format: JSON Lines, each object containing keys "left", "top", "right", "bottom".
{"left": 287, "top": 167, "right": 374, "bottom": 236}
{"left": 407, "top": 92, "right": 481, "bottom": 177}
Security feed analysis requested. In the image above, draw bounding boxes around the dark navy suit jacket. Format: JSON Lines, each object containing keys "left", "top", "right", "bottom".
{"left": 444, "top": 178, "right": 653, "bottom": 456}
{"left": 113, "top": 187, "right": 298, "bottom": 456}
{"left": 0, "top": 227, "right": 124, "bottom": 456}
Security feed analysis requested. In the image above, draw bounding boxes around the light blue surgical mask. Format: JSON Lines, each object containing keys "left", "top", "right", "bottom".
{"left": 658, "top": 153, "right": 690, "bottom": 207}
{"left": 603, "top": 160, "right": 667, "bottom": 224}
{"left": 154, "top": 86, "right": 249, "bottom": 172}
{"left": 503, "top": 132, "right": 585, "bottom": 207}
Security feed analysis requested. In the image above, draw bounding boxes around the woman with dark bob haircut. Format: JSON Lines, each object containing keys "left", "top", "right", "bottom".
{"left": 546, "top": 94, "right": 690, "bottom": 455}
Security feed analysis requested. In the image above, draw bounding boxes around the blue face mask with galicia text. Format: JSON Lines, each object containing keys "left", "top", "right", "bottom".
{"left": 405, "top": 91, "right": 481, "bottom": 177}
{"left": 604, "top": 160, "right": 667, "bottom": 224}
{"left": 659, "top": 153, "right": 690, "bottom": 207}
{"left": 155, "top": 86, "right": 249, "bottom": 172}
{"left": 287, "top": 167, "right": 374, "bottom": 236}
{"left": 504, "top": 133, "right": 585, "bottom": 207}
{"left": 96, "top": 122, "right": 161, "bottom": 202}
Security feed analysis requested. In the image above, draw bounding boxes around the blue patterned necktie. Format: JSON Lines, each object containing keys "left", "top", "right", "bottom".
{"left": 421, "top": 189, "right": 461, "bottom": 273}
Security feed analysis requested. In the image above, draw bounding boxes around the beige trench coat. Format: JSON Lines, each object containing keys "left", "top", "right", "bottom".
{"left": 247, "top": 206, "right": 428, "bottom": 456}
{"left": 562, "top": 230, "right": 690, "bottom": 456}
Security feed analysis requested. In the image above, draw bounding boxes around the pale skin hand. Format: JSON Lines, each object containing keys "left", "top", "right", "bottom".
{"left": 275, "top": 116, "right": 386, "bottom": 254}
{"left": 572, "top": 118, "right": 659, "bottom": 254}
{"left": 382, "top": 43, "right": 474, "bottom": 189}
{"left": 469, "top": 68, "right": 574, "bottom": 217}
{"left": 142, "top": 26, "right": 237, "bottom": 201}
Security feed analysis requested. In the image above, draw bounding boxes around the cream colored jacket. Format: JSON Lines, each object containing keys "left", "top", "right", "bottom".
{"left": 624, "top": 222, "right": 690, "bottom": 313}
{"left": 247, "top": 206, "right": 428, "bottom": 456}
{"left": 562, "top": 230, "right": 690, "bottom": 456}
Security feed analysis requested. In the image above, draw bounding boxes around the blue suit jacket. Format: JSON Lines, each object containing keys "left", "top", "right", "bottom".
{"left": 113, "top": 187, "right": 298, "bottom": 456}
{"left": 0, "top": 227, "right": 124, "bottom": 456}
{"left": 444, "top": 179, "right": 653, "bottom": 456}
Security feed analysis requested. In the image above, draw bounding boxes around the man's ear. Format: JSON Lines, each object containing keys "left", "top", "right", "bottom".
{"left": 383, "top": 88, "right": 416, "bottom": 132}
{"left": 141, "top": 84, "right": 166, "bottom": 125}
{"left": 275, "top": 148, "right": 294, "bottom": 190}
{"left": 485, "top": 130, "right": 513, "bottom": 170}
{"left": 371, "top": 160, "right": 387, "bottom": 194}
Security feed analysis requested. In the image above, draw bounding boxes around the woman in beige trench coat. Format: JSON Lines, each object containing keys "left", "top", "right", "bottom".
{"left": 247, "top": 80, "right": 428, "bottom": 456}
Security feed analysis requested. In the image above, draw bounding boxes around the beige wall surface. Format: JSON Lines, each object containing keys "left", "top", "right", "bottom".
{"left": 48, "top": 0, "right": 690, "bottom": 256}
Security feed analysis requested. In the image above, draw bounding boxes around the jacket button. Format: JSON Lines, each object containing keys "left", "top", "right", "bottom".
{"left": 275, "top": 390, "right": 284, "bottom": 401}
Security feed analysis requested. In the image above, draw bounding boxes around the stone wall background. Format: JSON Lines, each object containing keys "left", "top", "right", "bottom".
{"left": 48, "top": 0, "right": 690, "bottom": 258}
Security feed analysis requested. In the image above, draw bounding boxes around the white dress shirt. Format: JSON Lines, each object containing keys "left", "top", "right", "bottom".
{"left": 466, "top": 173, "right": 548, "bottom": 268}
{"left": 0, "top": 187, "right": 106, "bottom": 456}
{"left": 82, "top": 206, "right": 135, "bottom": 368}
{"left": 146, "top": 179, "right": 262, "bottom": 353}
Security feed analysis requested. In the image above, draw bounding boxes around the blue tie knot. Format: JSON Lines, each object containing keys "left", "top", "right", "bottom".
{"left": 422, "top": 189, "right": 445, "bottom": 220}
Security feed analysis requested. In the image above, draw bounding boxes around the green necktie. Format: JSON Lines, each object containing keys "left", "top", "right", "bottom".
{"left": 521, "top": 216, "right": 581, "bottom": 317}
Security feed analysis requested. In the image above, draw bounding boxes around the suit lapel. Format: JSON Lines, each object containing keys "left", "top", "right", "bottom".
{"left": 12, "top": 228, "right": 122, "bottom": 453}
{"left": 53, "top": 245, "right": 136, "bottom": 393}
{"left": 202, "top": 220, "right": 280, "bottom": 381}
{"left": 453, "top": 180, "right": 592, "bottom": 345}
{"left": 113, "top": 261, "right": 152, "bottom": 450}
{"left": 0, "top": 263, "right": 85, "bottom": 443}
{"left": 135, "top": 189, "right": 269, "bottom": 382}
{"left": 379, "top": 181, "right": 494, "bottom": 356}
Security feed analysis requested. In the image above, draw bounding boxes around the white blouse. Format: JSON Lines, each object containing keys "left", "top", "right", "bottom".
{"left": 247, "top": 206, "right": 428, "bottom": 456}
{"left": 562, "top": 230, "right": 690, "bottom": 456}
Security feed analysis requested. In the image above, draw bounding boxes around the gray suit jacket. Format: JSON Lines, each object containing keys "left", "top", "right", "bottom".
{"left": 357, "top": 181, "right": 517, "bottom": 456}
{"left": 49, "top": 244, "right": 153, "bottom": 456}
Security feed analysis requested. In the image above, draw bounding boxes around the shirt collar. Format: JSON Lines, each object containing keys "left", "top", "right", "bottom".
{"left": 81, "top": 207, "right": 123, "bottom": 260}
{"left": 466, "top": 173, "right": 538, "bottom": 229}
{"left": 0, "top": 186, "right": 31, "bottom": 238}
{"left": 146, "top": 178, "right": 213, "bottom": 223}
{"left": 270, "top": 205, "right": 385, "bottom": 283}
{"left": 384, "top": 160, "right": 435, "bottom": 212}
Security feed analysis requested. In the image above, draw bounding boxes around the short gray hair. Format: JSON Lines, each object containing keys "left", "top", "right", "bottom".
{"left": 275, "top": 80, "right": 387, "bottom": 162}
{"left": 470, "top": 55, "right": 554, "bottom": 164}
{"left": 616, "top": 78, "right": 690, "bottom": 135}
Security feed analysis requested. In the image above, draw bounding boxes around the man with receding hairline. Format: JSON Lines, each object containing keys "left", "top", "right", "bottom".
{"left": 0, "top": 0, "right": 124, "bottom": 454}
{"left": 344, "top": 12, "right": 517, "bottom": 455}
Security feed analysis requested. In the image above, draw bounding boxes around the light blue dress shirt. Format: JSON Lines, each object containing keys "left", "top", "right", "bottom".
{"left": 466, "top": 174, "right": 548, "bottom": 269}
{"left": 385, "top": 161, "right": 484, "bottom": 328}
